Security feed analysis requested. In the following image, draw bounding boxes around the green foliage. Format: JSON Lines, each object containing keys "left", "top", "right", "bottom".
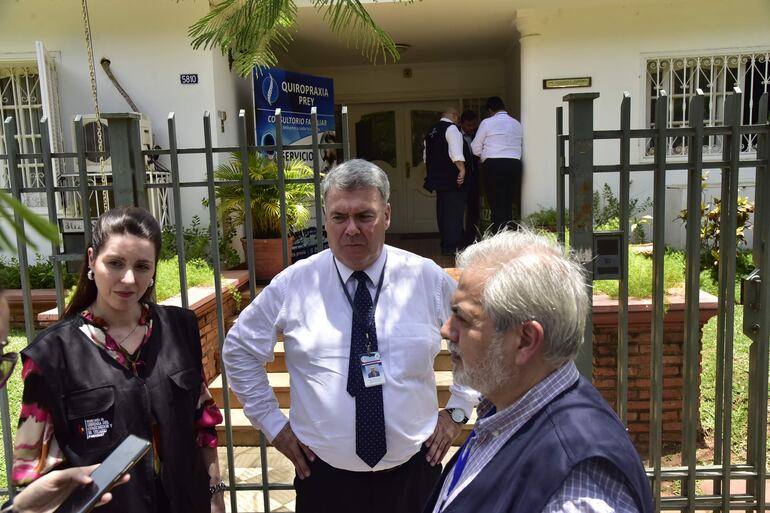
{"left": 700, "top": 305, "right": 757, "bottom": 459}
{"left": 677, "top": 193, "right": 755, "bottom": 279}
{"left": 160, "top": 216, "right": 240, "bottom": 269}
{"left": 188, "top": 0, "right": 400, "bottom": 77}
{"left": 593, "top": 183, "right": 652, "bottom": 243}
{"left": 0, "top": 329, "right": 28, "bottom": 492}
{"left": 213, "top": 152, "right": 314, "bottom": 238}
{"left": 525, "top": 205, "right": 560, "bottom": 229}
{"left": 593, "top": 249, "right": 686, "bottom": 299}
{"left": 154, "top": 258, "right": 214, "bottom": 302}
{"left": 0, "top": 255, "right": 77, "bottom": 289}
{"left": 226, "top": 282, "right": 242, "bottom": 312}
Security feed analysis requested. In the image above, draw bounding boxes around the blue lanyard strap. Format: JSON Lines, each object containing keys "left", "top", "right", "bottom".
{"left": 441, "top": 406, "right": 496, "bottom": 509}
{"left": 446, "top": 431, "right": 476, "bottom": 497}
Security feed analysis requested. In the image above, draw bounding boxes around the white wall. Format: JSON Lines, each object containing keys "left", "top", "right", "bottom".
{"left": 517, "top": 0, "right": 770, "bottom": 228}
{"left": 0, "top": 0, "right": 248, "bottom": 258}
{"left": 301, "top": 59, "right": 506, "bottom": 104}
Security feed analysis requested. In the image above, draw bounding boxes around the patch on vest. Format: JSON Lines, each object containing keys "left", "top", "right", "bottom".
{"left": 79, "top": 417, "right": 113, "bottom": 439}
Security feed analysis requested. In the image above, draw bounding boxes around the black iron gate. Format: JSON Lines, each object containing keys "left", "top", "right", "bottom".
{"left": 558, "top": 88, "right": 769, "bottom": 512}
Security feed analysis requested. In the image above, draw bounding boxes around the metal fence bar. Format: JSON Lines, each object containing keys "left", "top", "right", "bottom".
{"left": 341, "top": 106, "right": 351, "bottom": 161}
{"left": 649, "top": 89, "right": 668, "bottom": 511}
{"left": 236, "top": 109, "right": 271, "bottom": 513}
{"left": 167, "top": 113, "right": 189, "bottom": 309}
{"left": 682, "top": 89, "right": 705, "bottom": 513}
{"left": 718, "top": 88, "right": 743, "bottom": 512}
{"left": 203, "top": 111, "right": 240, "bottom": 513}
{"left": 563, "top": 92, "right": 599, "bottom": 377}
{"left": 617, "top": 92, "right": 631, "bottom": 425}
{"left": 556, "top": 106, "right": 566, "bottom": 245}
{"left": 275, "top": 110, "right": 289, "bottom": 271}
{"left": 4, "top": 118, "right": 33, "bottom": 339}
{"left": 39, "top": 118, "right": 66, "bottom": 316}
{"left": 310, "top": 107, "right": 325, "bottom": 252}
{"left": 73, "top": 115, "right": 92, "bottom": 251}
{"left": 0, "top": 117, "right": 21, "bottom": 502}
{"left": 746, "top": 91, "right": 769, "bottom": 513}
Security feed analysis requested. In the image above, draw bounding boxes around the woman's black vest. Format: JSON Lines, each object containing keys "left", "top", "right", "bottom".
{"left": 22, "top": 305, "right": 210, "bottom": 513}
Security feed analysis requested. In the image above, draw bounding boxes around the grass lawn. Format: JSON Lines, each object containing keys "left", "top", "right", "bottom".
{"left": 0, "top": 329, "right": 27, "bottom": 492}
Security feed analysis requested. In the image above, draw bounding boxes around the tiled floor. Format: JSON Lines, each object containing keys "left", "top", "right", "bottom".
{"left": 218, "top": 446, "right": 460, "bottom": 513}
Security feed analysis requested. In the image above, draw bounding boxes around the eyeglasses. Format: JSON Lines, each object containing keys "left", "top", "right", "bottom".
{"left": 0, "top": 341, "right": 17, "bottom": 389}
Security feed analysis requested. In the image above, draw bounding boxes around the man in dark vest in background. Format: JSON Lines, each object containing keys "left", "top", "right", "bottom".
{"left": 424, "top": 108, "right": 467, "bottom": 256}
{"left": 424, "top": 229, "right": 654, "bottom": 513}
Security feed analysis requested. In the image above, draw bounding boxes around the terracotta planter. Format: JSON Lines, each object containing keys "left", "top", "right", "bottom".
{"left": 241, "top": 237, "right": 294, "bottom": 281}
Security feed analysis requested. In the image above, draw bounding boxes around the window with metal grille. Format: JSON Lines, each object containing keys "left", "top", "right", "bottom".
{"left": 645, "top": 51, "right": 769, "bottom": 157}
{"left": 0, "top": 66, "right": 46, "bottom": 205}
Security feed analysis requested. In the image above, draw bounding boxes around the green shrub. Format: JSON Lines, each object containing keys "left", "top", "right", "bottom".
{"left": 525, "top": 206, "right": 560, "bottom": 229}
{"left": 593, "top": 183, "right": 652, "bottom": 243}
{"left": 0, "top": 255, "right": 77, "bottom": 289}
{"left": 160, "top": 216, "right": 240, "bottom": 270}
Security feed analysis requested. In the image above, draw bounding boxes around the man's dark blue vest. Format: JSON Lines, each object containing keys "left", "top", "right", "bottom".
{"left": 424, "top": 120, "right": 458, "bottom": 192}
{"left": 22, "top": 305, "right": 210, "bottom": 513}
{"left": 424, "top": 375, "right": 654, "bottom": 513}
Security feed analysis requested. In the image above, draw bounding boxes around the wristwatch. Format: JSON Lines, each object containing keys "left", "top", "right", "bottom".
{"left": 446, "top": 408, "right": 469, "bottom": 424}
{"left": 209, "top": 480, "right": 227, "bottom": 496}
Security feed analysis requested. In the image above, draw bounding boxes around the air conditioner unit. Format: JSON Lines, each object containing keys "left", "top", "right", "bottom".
{"left": 76, "top": 113, "right": 153, "bottom": 174}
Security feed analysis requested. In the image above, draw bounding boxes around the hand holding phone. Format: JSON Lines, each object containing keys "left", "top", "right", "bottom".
{"left": 53, "top": 435, "right": 150, "bottom": 513}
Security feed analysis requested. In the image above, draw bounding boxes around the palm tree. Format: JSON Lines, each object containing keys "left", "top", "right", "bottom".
{"left": 188, "top": 0, "right": 403, "bottom": 77}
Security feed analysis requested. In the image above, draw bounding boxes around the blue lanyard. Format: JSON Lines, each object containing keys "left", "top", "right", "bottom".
{"left": 446, "top": 431, "right": 477, "bottom": 497}
{"left": 440, "top": 406, "right": 496, "bottom": 510}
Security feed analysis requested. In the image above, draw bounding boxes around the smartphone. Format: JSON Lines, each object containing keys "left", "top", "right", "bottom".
{"left": 54, "top": 434, "right": 151, "bottom": 513}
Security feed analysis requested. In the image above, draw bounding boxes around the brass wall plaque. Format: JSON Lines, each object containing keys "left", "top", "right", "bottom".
{"left": 543, "top": 77, "right": 592, "bottom": 89}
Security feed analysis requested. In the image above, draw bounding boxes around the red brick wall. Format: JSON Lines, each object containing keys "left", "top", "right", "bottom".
{"left": 194, "top": 281, "right": 251, "bottom": 385}
{"left": 591, "top": 293, "right": 717, "bottom": 454}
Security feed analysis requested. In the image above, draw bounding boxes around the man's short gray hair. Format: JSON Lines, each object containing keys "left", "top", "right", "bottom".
{"left": 455, "top": 229, "right": 589, "bottom": 366}
{"left": 321, "top": 159, "right": 390, "bottom": 203}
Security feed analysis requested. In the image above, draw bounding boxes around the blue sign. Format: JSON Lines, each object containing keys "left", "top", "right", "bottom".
{"left": 253, "top": 67, "right": 336, "bottom": 170}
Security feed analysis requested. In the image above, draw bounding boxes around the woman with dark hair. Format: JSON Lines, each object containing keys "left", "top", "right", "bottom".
{"left": 11, "top": 207, "right": 225, "bottom": 513}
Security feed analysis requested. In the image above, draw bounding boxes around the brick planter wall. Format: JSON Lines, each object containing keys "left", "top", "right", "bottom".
{"left": 592, "top": 291, "right": 718, "bottom": 453}
{"left": 6, "top": 289, "right": 58, "bottom": 329}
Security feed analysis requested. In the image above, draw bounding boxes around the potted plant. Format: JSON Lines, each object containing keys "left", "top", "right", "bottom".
{"left": 213, "top": 152, "right": 314, "bottom": 280}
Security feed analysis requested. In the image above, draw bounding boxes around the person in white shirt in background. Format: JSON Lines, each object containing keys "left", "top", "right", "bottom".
{"left": 471, "top": 97, "right": 523, "bottom": 232}
{"left": 223, "top": 159, "right": 479, "bottom": 513}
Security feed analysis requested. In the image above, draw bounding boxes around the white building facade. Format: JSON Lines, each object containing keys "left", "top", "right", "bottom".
{"left": 1, "top": 0, "right": 768, "bottom": 248}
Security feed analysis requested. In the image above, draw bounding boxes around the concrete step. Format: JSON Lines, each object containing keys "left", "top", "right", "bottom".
{"left": 210, "top": 370, "right": 456, "bottom": 410}
{"left": 217, "top": 408, "right": 477, "bottom": 447}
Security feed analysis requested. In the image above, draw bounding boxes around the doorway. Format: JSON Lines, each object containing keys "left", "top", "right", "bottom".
{"left": 349, "top": 101, "right": 449, "bottom": 233}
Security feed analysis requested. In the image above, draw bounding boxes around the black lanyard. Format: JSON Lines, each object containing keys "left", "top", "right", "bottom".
{"left": 333, "top": 255, "right": 387, "bottom": 352}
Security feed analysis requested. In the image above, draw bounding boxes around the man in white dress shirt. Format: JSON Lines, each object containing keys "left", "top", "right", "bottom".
{"left": 223, "top": 159, "right": 478, "bottom": 513}
{"left": 471, "top": 97, "right": 523, "bottom": 232}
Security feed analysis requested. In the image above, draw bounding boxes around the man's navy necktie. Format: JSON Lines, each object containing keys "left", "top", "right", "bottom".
{"left": 347, "top": 270, "right": 387, "bottom": 467}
